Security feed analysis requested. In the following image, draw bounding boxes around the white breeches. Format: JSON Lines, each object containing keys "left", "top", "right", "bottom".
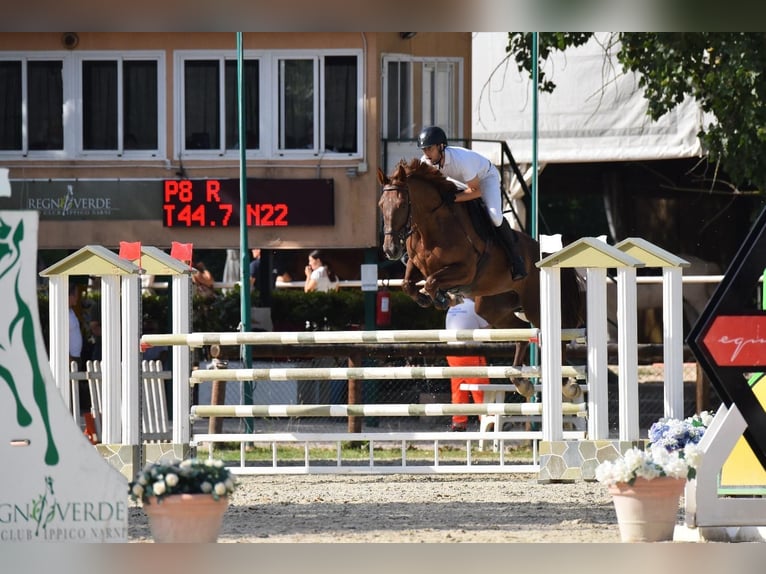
{"left": 480, "top": 168, "right": 503, "bottom": 227}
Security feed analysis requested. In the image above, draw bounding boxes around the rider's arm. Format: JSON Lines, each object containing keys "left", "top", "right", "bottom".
{"left": 453, "top": 176, "right": 482, "bottom": 202}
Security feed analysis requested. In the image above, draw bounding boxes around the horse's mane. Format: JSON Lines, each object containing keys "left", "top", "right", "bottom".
{"left": 400, "top": 158, "right": 460, "bottom": 197}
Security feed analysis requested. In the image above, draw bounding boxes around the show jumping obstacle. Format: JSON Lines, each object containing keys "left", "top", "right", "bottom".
{"left": 45, "top": 237, "right": 690, "bottom": 479}
{"left": 145, "top": 327, "right": 587, "bottom": 474}
{"left": 135, "top": 236, "right": 690, "bottom": 477}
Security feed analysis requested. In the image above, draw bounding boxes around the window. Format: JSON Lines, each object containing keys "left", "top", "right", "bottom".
{"left": 177, "top": 50, "right": 362, "bottom": 158}
{"left": 385, "top": 59, "right": 412, "bottom": 140}
{"left": 422, "top": 62, "right": 456, "bottom": 134}
{"left": 225, "top": 60, "right": 259, "bottom": 150}
{"left": 184, "top": 60, "right": 220, "bottom": 151}
{"left": 278, "top": 58, "right": 314, "bottom": 151}
{"left": 324, "top": 55, "right": 358, "bottom": 153}
{"left": 0, "top": 58, "right": 64, "bottom": 152}
{"left": 82, "top": 57, "right": 160, "bottom": 153}
{"left": 181, "top": 56, "right": 260, "bottom": 153}
{"left": 0, "top": 51, "right": 164, "bottom": 159}
{"left": 382, "top": 55, "right": 462, "bottom": 141}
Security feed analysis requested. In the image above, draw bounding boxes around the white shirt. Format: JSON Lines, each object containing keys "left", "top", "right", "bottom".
{"left": 422, "top": 146, "right": 495, "bottom": 183}
{"left": 69, "top": 308, "right": 83, "bottom": 358}
{"left": 421, "top": 146, "right": 503, "bottom": 226}
{"left": 445, "top": 298, "right": 489, "bottom": 330}
{"left": 310, "top": 266, "right": 339, "bottom": 293}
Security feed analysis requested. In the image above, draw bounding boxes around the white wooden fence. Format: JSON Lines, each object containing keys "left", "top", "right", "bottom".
{"left": 69, "top": 359, "right": 172, "bottom": 442}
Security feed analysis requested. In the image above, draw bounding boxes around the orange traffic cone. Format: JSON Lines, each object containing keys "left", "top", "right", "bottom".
{"left": 83, "top": 412, "right": 99, "bottom": 445}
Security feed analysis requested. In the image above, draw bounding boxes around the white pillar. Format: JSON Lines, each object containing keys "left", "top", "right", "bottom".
{"left": 48, "top": 275, "right": 69, "bottom": 403}
{"left": 121, "top": 274, "right": 141, "bottom": 445}
{"left": 172, "top": 274, "right": 192, "bottom": 444}
{"left": 663, "top": 266, "right": 685, "bottom": 419}
{"left": 101, "top": 275, "right": 121, "bottom": 444}
{"left": 586, "top": 267, "right": 609, "bottom": 439}
{"left": 540, "top": 266, "right": 562, "bottom": 442}
{"left": 616, "top": 266, "right": 639, "bottom": 440}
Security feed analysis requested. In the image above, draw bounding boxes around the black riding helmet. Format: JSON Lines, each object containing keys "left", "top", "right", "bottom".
{"left": 418, "top": 126, "right": 448, "bottom": 149}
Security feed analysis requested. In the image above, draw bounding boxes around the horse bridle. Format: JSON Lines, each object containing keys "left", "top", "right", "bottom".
{"left": 381, "top": 182, "right": 413, "bottom": 246}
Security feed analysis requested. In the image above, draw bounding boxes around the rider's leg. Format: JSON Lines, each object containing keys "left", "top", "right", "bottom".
{"left": 496, "top": 218, "right": 527, "bottom": 281}
{"left": 480, "top": 173, "right": 527, "bottom": 282}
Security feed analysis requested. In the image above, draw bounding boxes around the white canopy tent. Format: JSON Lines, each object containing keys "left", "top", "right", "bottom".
{"left": 471, "top": 32, "right": 706, "bottom": 165}
{"left": 471, "top": 32, "right": 708, "bottom": 233}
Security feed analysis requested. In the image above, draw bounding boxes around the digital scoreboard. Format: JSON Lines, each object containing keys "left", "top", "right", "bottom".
{"left": 162, "top": 178, "right": 334, "bottom": 228}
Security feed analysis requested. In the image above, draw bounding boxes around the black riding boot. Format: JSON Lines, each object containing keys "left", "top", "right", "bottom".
{"left": 496, "top": 218, "right": 527, "bottom": 281}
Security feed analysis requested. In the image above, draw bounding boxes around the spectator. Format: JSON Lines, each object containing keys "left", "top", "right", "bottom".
{"left": 82, "top": 315, "right": 102, "bottom": 363}
{"left": 272, "top": 251, "right": 293, "bottom": 284}
{"left": 304, "top": 249, "right": 339, "bottom": 293}
{"left": 192, "top": 260, "right": 215, "bottom": 298}
{"left": 69, "top": 282, "right": 90, "bottom": 414}
{"left": 444, "top": 297, "right": 489, "bottom": 431}
{"left": 249, "top": 248, "right": 261, "bottom": 291}
{"left": 68, "top": 283, "right": 84, "bottom": 368}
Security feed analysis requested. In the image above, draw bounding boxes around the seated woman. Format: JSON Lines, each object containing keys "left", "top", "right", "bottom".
{"left": 304, "top": 249, "right": 339, "bottom": 293}
{"left": 192, "top": 261, "right": 216, "bottom": 298}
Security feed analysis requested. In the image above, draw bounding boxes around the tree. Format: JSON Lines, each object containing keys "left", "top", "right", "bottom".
{"left": 507, "top": 33, "right": 766, "bottom": 194}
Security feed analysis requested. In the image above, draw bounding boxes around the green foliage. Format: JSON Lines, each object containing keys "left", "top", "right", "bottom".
{"left": 506, "top": 32, "right": 766, "bottom": 193}
{"left": 388, "top": 291, "right": 445, "bottom": 330}
{"left": 506, "top": 32, "right": 592, "bottom": 93}
{"left": 270, "top": 289, "right": 366, "bottom": 330}
{"left": 39, "top": 287, "right": 445, "bottom": 335}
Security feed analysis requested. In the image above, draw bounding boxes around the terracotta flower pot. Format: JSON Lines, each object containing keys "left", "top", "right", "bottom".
{"left": 608, "top": 476, "right": 686, "bottom": 542}
{"left": 143, "top": 494, "right": 229, "bottom": 543}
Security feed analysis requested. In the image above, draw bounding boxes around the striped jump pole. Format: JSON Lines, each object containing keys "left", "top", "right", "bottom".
{"left": 190, "top": 402, "right": 588, "bottom": 419}
{"left": 141, "top": 327, "right": 586, "bottom": 348}
{"left": 189, "top": 364, "right": 587, "bottom": 383}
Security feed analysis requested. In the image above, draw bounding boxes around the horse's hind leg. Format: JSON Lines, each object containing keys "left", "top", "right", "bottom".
{"left": 511, "top": 341, "right": 535, "bottom": 398}
{"left": 560, "top": 342, "right": 583, "bottom": 400}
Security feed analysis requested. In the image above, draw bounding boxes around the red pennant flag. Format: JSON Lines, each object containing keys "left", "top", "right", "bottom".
{"left": 170, "top": 241, "right": 193, "bottom": 266}
{"left": 119, "top": 241, "right": 142, "bottom": 264}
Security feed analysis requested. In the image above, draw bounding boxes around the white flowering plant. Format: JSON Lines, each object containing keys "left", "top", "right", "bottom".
{"left": 595, "top": 411, "right": 713, "bottom": 487}
{"left": 128, "top": 457, "right": 237, "bottom": 505}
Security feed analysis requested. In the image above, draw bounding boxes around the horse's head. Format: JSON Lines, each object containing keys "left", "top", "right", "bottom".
{"left": 377, "top": 163, "right": 410, "bottom": 261}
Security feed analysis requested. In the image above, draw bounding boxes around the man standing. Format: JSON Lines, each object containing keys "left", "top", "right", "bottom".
{"left": 444, "top": 298, "right": 490, "bottom": 431}
{"left": 68, "top": 283, "right": 83, "bottom": 369}
{"left": 249, "top": 248, "right": 261, "bottom": 291}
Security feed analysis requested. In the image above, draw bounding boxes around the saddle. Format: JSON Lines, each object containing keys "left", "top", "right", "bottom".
{"left": 464, "top": 199, "right": 493, "bottom": 242}
{"left": 464, "top": 199, "right": 518, "bottom": 248}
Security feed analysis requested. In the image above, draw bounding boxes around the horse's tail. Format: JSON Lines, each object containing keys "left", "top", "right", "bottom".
{"left": 561, "top": 267, "right": 586, "bottom": 329}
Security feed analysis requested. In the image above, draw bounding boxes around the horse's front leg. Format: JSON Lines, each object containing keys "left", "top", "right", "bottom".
{"left": 424, "top": 263, "right": 474, "bottom": 310}
{"left": 402, "top": 258, "right": 432, "bottom": 308}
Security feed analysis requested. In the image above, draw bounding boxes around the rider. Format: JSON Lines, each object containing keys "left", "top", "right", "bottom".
{"left": 418, "top": 126, "right": 526, "bottom": 281}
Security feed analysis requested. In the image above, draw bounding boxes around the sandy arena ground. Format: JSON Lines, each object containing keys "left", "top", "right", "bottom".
{"left": 128, "top": 473, "right": 627, "bottom": 543}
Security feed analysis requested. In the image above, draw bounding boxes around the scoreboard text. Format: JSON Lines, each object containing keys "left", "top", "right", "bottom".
{"left": 162, "top": 178, "right": 334, "bottom": 228}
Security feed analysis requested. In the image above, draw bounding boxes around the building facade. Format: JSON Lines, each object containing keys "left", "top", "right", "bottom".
{"left": 0, "top": 32, "right": 472, "bottom": 260}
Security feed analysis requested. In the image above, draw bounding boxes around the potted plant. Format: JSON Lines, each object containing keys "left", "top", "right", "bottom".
{"left": 129, "top": 457, "right": 237, "bottom": 543}
{"left": 595, "top": 411, "right": 712, "bottom": 542}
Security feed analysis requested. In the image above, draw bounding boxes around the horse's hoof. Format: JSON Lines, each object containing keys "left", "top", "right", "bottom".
{"left": 433, "top": 292, "right": 449, "bottom": 310}
{"left": 561, "top": 380, "right": 583, "bottom": 400}
{"left": 512, "top": 379, "right": 535, "bottom": 398}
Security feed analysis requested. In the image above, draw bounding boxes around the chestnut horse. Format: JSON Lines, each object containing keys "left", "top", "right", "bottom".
{"left": 378, "top": 159, "right": 585, "bottom": 398}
